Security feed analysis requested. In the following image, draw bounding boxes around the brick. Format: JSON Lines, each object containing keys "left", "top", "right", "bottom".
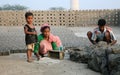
{"left": 2, "top": 51, "right": 10, "bottom": 56}
{"left": 10, "top": 50, "right": 26, "bottom": 54}
{"left": 0, "top": 51, "right": 10, "bottom": 56}
{"left": 0, "top": 52, "right": 2, "bottom": 56}
{"left": 48, "top": 50, "right": 64, "bottom": 60}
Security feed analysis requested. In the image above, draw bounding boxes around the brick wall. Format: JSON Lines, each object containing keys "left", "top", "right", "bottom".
{"left": 0, "top": 9, "right": 120, "bottom": 26}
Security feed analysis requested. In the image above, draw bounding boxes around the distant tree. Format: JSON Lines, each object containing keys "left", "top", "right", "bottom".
{"left": 14, "top": 4, "right": 28, "bottom": 10}
{"left": 50, "top": 7, "right": 57, "bottom": 10}
{"left": 0, "top": 4, "right": 28, "bottom": 10}
{"left": 49, "top": 7, "right": 65, "bottom": 10}
{"left": 58, "top": 7, "right": 65, "bottom": 10}
{"left": 2, "top": 4, "right": 12, "bottom": 10}
{"left": 0, "top": 7, "right": 2, "bottom": 10}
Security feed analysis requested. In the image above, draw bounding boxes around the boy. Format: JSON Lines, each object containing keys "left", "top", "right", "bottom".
{"left": 87, "top": 19, "right": 117, "bottom": 45}
{"left": 24, "top": 12, "right": 38, "bottom": 62}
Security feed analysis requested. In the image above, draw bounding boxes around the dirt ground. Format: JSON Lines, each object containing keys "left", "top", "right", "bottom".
{"left": 0, "top": 26, "right": 119, "bottom": 75}
{"left": 0, "top": 53, "right": 101, "bottom": 75}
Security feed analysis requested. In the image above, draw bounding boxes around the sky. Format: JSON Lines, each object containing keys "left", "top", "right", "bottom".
{"left": 0, "top": 0, "right": 120, "bottom": 10}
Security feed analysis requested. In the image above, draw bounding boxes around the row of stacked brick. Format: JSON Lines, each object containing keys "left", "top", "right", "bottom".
{"left": 0, "top": 9, "right": 120, "bottom": 26}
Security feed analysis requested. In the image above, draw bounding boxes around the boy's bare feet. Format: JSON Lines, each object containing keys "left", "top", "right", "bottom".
{"left": 27, "top": 59, "right": 33, "bottom": 63}
{"left": 37, "top": 57, "right": 40, "bottom": 61}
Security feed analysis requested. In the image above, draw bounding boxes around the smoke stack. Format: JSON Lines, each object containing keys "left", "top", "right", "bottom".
{"left": 71, "top": 0, "right": 79, "bottom": 10}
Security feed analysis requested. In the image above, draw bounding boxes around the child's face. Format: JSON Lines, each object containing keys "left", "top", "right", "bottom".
{"left": 99, "top": 26, "right": 105, "bottom": 32}
{"left": 26, "top": 16, "right": 33, "bottom": 24}
{"left": 43, "top": 28, "right": 50, "bottom": 38}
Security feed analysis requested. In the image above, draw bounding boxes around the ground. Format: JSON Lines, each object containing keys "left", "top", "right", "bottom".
{"left": 0, "top": 26, "right": 120, "bottom": 75}
{"left": 0, "top": 53, "right": 101, "bottom": 75}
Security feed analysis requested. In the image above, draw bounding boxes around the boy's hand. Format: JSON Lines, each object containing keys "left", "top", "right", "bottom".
{"left": 92, "top": 40, "right": 97, "bottom": 45}
{"left": 33, "top": 32, "right": 37, "bottom": 35}
{"left": 110, "top": 40, "right": 117, "bottom": 46}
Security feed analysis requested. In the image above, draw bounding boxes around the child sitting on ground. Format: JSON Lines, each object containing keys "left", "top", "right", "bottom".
{"left": 87, "top": 19, "right": 117, "bottom": 45}
{"left": 34, "top": 23, "right": 63, "bottom": 59}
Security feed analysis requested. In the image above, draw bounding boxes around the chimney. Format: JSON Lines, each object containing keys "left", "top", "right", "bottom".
{"left": 71, "top": 0, "right": 79, "bottom": 10}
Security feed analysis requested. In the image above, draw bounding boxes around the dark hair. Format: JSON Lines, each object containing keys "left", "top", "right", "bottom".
{"left": 98, "top": 19, "right": 106, "bottom": 26}
{"left": 40, "top": 26, "right": 50, "bottom": 32}
{"left": 25, "top": 12, "right": 33, "bottom": 19}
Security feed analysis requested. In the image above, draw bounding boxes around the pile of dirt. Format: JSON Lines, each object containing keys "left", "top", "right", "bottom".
{"left": 69, "top": 41, "right": 120, "bottom": 75}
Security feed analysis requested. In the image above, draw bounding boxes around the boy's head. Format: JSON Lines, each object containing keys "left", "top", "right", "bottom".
{"left": 25, "top": 12, "right": 33, "bottom": 24}
{"left": 98, "top": 19, "right": 106, "bottom": 32}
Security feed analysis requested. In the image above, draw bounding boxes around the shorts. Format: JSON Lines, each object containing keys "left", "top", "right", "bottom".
{"left": 96, "top": 33, "right": 105, "bottom": 41}
{"left": 96, "top": 33, "right": 111, "bottom": 43}
{"left": 27, "top": 43, "right": 35, "bottom": 51}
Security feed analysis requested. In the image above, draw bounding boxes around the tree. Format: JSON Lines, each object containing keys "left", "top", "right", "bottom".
{"left": 50, "top": 7, "right": 57, "bottom": 10}
{"left": 0, "top": 4, "right": 28, "bottom": 10}
{"left": 13, "top": 4, "right": 28, "bottom": 10}
{"left": 49, "top": 7, "right": 65, "bottom": 10}
{"left": 0, "top": 7, "right": 2, "bottom": 10}
{"left": 2, "top": 4, "right": 12, "bottom": 10}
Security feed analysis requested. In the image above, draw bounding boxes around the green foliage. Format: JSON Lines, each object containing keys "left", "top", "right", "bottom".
{"left": 0, "top": 7, "right": 2, "bottom": 10}
{"left": 0, "top": 4, "right": 28, "bottom": 10}
{"left": 49, "top": 7, "right": 65, "bottom": 10}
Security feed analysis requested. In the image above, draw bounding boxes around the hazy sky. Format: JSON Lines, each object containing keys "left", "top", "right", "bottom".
{"left": 0, "top": 0, "right": 120, "bottom": 10}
